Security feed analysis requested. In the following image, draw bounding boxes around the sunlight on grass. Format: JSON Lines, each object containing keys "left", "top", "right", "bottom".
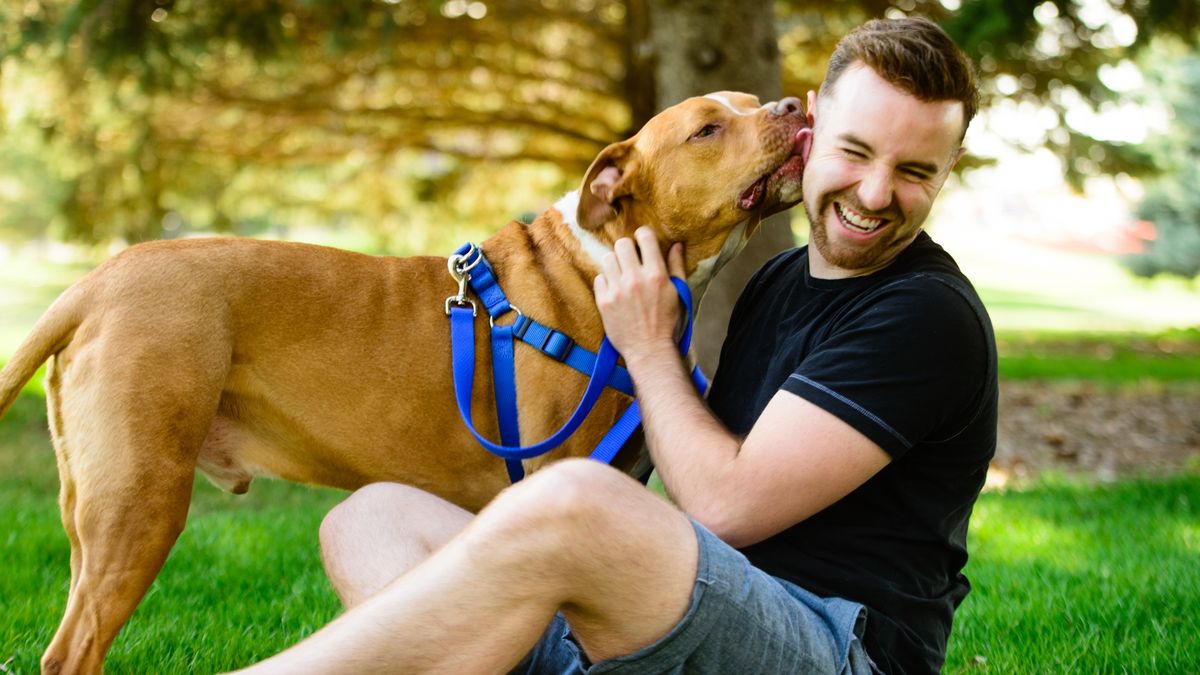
{"left": 946, "top": 474, "right": 1200, "bottom": 673}
{"left": 2, "top": 388, "right": 1198, "bottom": 672}
{"left": 0, "top": 247, "right": 94, "bottom": 357}
{"left": 932, "top": 223, "right": 1200, "bottom": 334}
{"left": 1181, "top": 524, "right": 1200, "bottom": 554}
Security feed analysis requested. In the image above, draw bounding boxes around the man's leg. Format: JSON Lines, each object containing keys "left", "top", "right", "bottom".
{"left": 318, "top": 482, "right": 473, "bottom": 608}
{"left": 233, "top": 459, "right": 699, "bottom": 674}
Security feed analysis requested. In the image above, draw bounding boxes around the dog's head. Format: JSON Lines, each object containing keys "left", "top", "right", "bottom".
{"left": 575, "top": 91, "right": 811, "bottom": 285}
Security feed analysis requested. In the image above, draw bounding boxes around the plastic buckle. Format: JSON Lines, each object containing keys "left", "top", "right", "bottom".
{"left": 541, "top": 332, "right": 575, "bottom": 362}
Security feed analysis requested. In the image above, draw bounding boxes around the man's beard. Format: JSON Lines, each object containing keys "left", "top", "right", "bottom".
{"left": 804, "top": 193, "right": 905, "bottom": 274}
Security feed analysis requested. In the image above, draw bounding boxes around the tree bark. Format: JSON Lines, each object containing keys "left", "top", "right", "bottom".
{"left": 646, "top": 0, "right": 795, "bottom": 376}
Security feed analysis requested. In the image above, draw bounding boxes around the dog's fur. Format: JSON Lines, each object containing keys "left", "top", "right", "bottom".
{"left": 0, "top": 91, "right": 809, "bottom": 674}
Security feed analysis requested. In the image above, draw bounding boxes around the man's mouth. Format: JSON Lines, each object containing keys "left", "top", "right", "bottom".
{"left": 835, "top": 202, "right": 885, "bottom": 233}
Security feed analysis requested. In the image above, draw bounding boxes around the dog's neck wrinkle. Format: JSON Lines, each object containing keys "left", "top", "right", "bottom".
{"left": 480, "top": 219, "right": 605, "bottom": 340}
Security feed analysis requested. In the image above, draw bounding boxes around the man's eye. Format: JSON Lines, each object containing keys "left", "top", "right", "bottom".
{"left": 842, "top": 148, "right": 867, "bottom": 159}
{"left": 690, "top": 124, "right": 720, "bottom": 140}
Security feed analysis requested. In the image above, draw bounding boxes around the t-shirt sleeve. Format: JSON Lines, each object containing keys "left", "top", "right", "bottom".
{"left": 780, "top": 274, "right": 991, "bottom": 459}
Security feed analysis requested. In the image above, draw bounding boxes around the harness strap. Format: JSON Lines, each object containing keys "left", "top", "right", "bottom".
{"left": 490, "top": 323, "right": 525, "bottom": 482}
{"left": 511, "top": 314, "right": 635, "bottom": 397}
{"left": 453, "top": 243, "right": 511, "bottom": 318}
{"left": 448, "top": 243, "right": 706, "bottom": 481}
{"left": 454, "top": 242, "right": 635, "bottom": 397}
{"left": 450, "top": 306, "right": 620, "bottom": 460}
{"left": 585, "top": 277, "right": 708, "bottom": 465}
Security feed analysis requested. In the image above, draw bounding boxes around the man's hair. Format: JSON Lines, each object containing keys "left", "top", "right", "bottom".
{"left": 820, "top": 17, "right": 980, "bottom": 136}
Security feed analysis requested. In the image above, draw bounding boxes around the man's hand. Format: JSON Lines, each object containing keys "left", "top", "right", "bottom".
{"left": 593, "top": 227, "right": 687, "bottom": 365}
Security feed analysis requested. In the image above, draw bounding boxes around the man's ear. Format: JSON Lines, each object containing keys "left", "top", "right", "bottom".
{"left": 578, "top": 140, "right": 638, "bottom": 230}
{"left": 951, "top": 145, "right": 968, "bottom": 171}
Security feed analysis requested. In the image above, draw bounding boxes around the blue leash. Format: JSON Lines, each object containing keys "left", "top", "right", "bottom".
{"left": 446, "top": 243, "right": 707, "bottom": 481}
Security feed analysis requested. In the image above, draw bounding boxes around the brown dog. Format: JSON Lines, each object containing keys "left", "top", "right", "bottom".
{"left": 0, "top": 91, "right": 810, "bottom": 674}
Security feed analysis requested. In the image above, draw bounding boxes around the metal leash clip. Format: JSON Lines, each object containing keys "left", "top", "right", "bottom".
{"left": 445, "top": 244, "right": 480, "bottom": 316}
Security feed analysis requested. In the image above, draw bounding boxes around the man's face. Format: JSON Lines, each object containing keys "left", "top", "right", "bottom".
{"left": 802, "top": 63, "right": 966, "bottom": 279}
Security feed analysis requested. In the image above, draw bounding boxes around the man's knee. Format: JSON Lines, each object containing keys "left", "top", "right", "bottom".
{"left": 319, "top": 482, "right": 430, "bottom": 556}
{"left": 480, "top": 459, "right": 654, "bottom": 551}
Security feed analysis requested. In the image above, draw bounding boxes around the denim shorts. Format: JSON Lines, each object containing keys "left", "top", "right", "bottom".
{"left": 512, "top": 520, "right": 878, "bottom": 674}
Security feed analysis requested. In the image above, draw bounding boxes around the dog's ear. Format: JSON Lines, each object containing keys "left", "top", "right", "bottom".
{"left": 578, "top": 140, "right": 639, "bottom": 230}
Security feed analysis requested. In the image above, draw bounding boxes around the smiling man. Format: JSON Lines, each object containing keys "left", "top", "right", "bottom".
{"left": 236, "top": 17, "right": 995, "bottom": 675}
{"left": 588, "top": 18, "right": 996, "bottom": 674}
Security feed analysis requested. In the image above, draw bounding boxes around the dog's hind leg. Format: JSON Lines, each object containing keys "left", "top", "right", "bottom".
{"left": 41, "top": 340, "right": 225, "bottom": 675}
{"left": 45, "top": 359, "right": 82, "bottom": 598}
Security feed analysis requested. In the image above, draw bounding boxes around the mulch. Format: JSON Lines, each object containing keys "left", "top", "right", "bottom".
{"left": 991, "top": 380, "right": 1200, "bottom": 487}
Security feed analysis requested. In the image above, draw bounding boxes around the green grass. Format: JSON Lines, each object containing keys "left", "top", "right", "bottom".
{"left": 996, "top": 328, "right": 1200, "bottom": 382}
{"left": 946, "top": 473, "right": 1200, "bottom": 673}
{"left": 2, "top": 391, "right": 1198, "bottom": 672}
{"left": 2, "top": 237, "right": 1198, "bottom": 671}
{"left": 0, "top": 393, "right": 345, "bottom": 673}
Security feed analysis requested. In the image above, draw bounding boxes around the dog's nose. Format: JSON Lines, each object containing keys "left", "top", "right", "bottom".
{"left": 771, "top": 97, "right": 803, "bottom": 116}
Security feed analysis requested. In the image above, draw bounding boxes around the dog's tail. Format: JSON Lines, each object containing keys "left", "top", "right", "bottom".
{"left": 0, "top": 280, "right": 86, "bottom": 419}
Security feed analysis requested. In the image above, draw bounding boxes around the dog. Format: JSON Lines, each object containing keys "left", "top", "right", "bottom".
{"left": 0, "top": 91, "right": 810, "bottom": 674}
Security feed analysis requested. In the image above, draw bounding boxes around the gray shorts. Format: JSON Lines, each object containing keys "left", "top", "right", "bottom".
{"left": 513, "top": 520, "right": 878, "bottom": 674}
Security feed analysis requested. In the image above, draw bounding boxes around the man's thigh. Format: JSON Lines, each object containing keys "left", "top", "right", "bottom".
{"left": 515, "top": 520, "right": 875, "bottom": 674}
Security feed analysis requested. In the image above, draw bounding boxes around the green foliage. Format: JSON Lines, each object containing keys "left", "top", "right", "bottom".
{"left": 1124, "top": 44, "right": 1200, "bottom": 279}
{"left": 0, "top": 119, "right": 69, "bottom": 241}
{"left": 4, "top": 0, "right": 630, "bottom": 243}
{"left": 1129, "top": 177, "right": 1200, "bottom": 279}
{"left": 3, "top": 1, "right": 1199, "bottom": 243}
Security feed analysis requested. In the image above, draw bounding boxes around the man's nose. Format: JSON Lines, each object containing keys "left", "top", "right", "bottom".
{"left": 771, "top": 97, "right": 803, "bottom": 116}
{"left": 858, "top": 166, "right": 895, "bottom": 212}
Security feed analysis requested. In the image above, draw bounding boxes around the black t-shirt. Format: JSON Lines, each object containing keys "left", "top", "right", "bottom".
{"left": 707, "top": 231, "right": 998, "bottom": 675}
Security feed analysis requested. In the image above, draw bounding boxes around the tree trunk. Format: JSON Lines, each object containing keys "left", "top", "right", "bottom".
{"left": 645, "top": 0, "right": 794, "bottom": 376}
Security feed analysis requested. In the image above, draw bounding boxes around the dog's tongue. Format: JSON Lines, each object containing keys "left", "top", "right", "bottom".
{"left": 738, "top": 176, "right": 768, "bottom": 211}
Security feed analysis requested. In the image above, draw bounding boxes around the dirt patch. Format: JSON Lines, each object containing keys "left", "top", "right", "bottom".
{"left": 991, "top": 380, "right": 1200, "bottom": 487}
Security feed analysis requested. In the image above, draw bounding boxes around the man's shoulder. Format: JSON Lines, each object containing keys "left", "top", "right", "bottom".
{"left": 888, "top": 232, "right": 968, "bottom": 279}
{"left": 876, "top": 233, "right": 987, "bottom": 313}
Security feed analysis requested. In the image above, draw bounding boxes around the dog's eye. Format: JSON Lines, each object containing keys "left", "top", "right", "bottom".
{"left": 690, "top": 124, "right": 720, "bottom": 140}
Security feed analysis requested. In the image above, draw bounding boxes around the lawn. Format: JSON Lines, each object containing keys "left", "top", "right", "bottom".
{"left": 1, "top": 238, "right": 1199, "bottom": 672}
{"left": 2, "top": 389, "right": 1196, "bottom": 672}
{"left": 0, "top": 391, "right": 345, "bottom": 672}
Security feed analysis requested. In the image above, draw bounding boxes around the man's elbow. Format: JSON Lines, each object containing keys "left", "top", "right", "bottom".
{"left": 687, "top": 500, "right": 763, "bottom": 549}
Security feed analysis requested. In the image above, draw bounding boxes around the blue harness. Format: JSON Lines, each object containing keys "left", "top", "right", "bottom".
{"left": 446, "top": 242, "right": 708, "bottom": 482}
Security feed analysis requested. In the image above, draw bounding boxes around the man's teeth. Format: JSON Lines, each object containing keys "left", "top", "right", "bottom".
{"left": 836, "top": 203, "right": 883, "bottom": 232}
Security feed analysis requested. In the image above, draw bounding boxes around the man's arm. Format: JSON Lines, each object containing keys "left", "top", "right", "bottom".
{"left": 595, "top": 228, "right": 889, "bottom": 548}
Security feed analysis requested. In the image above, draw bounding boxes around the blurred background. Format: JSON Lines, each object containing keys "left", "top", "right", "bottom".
{"left": 2, "top": 0, "right": 1198, "bottom": 477}
{"left": 1, "top": 3, "right": 1199, "bottom": 671}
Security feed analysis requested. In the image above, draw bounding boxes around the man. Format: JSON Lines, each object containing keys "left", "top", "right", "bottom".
{"left": 238, "top": 16, "right": 995, "bottom": 675}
